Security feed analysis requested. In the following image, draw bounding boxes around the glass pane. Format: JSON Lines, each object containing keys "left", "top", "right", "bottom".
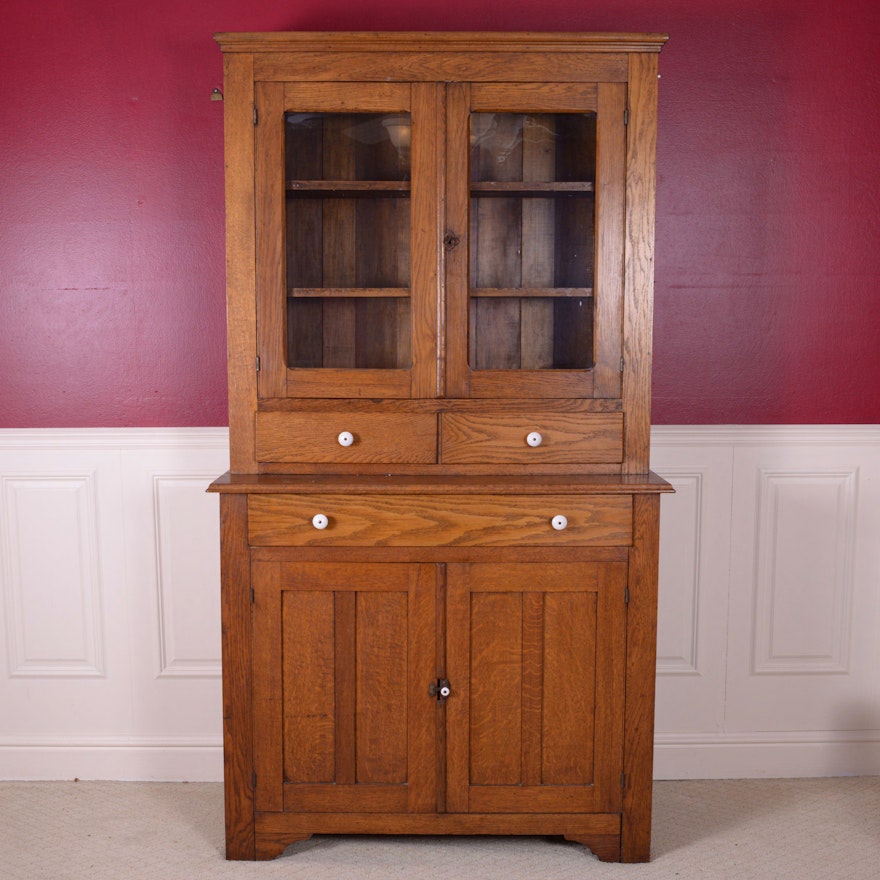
{"left": 469, "top": 113, "right": 596, "bottom": 370}
{"left": 469, "top": 296, "right": 593, "bottom": 370}
{"left": 288, "top": 297, "right": 411, "bottom": 369}
{"left": 284, "top": 113, "right": 412, "bottom": 370}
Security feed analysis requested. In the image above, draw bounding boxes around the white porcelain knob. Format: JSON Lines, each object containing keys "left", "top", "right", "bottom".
{"left": 337, "top": 431, "right": 354, "bottom": 447}
{"left": 526, "top": 431, "right": 543, "bottom": 447}
{"left": 311, "top": 514, "right": 329, "bottom": 530}
{"left": 439, "top": 685, "right": 451, "bottom": 698}
{"left": 551, "top": 514, "right": 568, "bottom": 531}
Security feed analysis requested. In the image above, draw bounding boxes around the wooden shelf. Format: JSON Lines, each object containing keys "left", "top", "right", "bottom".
{"left": 471, "top": 287, "right": 593, "bottom": 298}
{"left": 289, "top": 287, "right": 411, "bottom": 298}
{"left": 470, "top": 181, "right": 594, "bottom": 195}
{"left": 287, "top": 180, "right": 411, "bottom": 195}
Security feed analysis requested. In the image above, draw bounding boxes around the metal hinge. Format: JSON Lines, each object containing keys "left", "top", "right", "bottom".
{"left": 252, "top": 772, "right": 257, "bottom": 788}
{"left": 621, "top": 772, "right": 626, "bottom": 789}
{"left": 250, "top": 588, "right": 255, "bottom": 604}
{"left": 620, "top": 357, "right": 625, "bottom": 373}
{"left": 253, "top": 106, "right": 258, "bottom": 125}
{"left": 255, "top": 356, "right": 261, "bottom": 372}
{"left": 624, "top": 108, "right": 630, "bottom": 125}
{"left": 625, "top": 587, "right": 630, "bottom": 605}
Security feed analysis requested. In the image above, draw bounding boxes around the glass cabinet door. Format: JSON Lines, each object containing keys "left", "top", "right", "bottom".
{"left": 446, "top": 83, "right": 626, "bottom": 399}
{"left": 256, "top": 83, "right": 438, "bottom": 399}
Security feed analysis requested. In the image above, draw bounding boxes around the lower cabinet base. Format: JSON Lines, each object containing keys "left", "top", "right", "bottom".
{"left": 238, "top": 812, "right": 639, "bottom": 863}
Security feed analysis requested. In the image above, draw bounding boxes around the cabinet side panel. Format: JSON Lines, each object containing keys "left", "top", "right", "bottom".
{"left": 220, "top": 494, "right": 255, "bottom": 859}
{"left": 622, "top": 54, "right": 659, "bottom": 474}
{"left": 622, "top": 494, "right": 660, "bottom": 861}
{"left": 223, "top": 56, "right": 258, "bottom": 472}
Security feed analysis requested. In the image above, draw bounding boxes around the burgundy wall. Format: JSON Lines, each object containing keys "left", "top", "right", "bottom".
{"left": 2, "top": 0, "right": 878, "bottom": 426}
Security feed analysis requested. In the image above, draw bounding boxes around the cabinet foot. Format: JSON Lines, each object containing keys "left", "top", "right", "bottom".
{"left": 564, "top": 833, "right": 622, "bottom": 862}
{"left": 254, "top": 832, "right": 313, "bottom": 861}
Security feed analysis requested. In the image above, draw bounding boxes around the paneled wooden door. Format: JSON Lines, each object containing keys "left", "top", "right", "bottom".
{"left": 445, "top": 562, "right": 627, "bottom": 813}
{"left": 444, "top": 82, "right": 627, "bottom": 400}
{"left": 254, "top": 82, "right": 441, "bottom": 400}
{"left": 250, "top": 561, "right": 437, "bottom": 813}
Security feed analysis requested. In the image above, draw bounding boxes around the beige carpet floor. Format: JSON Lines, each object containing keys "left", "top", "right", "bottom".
{"left": 1, "top": 777, "right": 878, "bottom": 879}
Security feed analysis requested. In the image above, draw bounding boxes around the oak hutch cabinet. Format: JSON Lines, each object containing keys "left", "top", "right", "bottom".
{"left": 209, "top": 31, "right": 670, "bottom": 864}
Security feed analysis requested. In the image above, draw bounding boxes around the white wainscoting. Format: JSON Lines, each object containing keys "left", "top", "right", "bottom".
{"left": 651, "top": 426, "right": 880, "bottom": 779}
{"left": 1, "top": 426, "right": 878, "bottom": 780}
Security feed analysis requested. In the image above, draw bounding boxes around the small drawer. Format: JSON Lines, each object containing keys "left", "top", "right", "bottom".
{"left": 440, "top": 412, "right": 623, "bottom": 464}
{"left": 248, "top": 494, "right": 633, "bottom": 547}
{"left": 255, "top": 412, "right": 437, "bottom": 464}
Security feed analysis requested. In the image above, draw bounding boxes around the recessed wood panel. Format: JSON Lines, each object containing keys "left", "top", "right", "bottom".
{"left": 469, "top": 592, "right": 523, "bottom": 785}
{"left": 542, "top": 591, "right": 597, "bottom": 784}
{"left": 282, "top": 591, "right": 335, "bottom": 783}
{"left": 356, "top": 591, "right": 409, "bottom": 783}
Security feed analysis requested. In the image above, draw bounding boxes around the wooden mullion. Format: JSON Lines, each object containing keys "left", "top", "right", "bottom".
{"left": 444, "top": 82, "right": 471, "bottom": 397}
{"left": 255, "top": 82, "right": 288, "bottom": 400}
{"left": 333, "top": 591, "right": 357, "bottom": 785}
{"left": 408, "top": 564, "right": 439, "bottom": 812}
{"left": 410, "top": 82, "right": 440, "bottom": 397}
{"left": 444, "top": 564, "right": 470, "bottom": 812}
{"left": 521, "top": 592, "right": 544, "bottom": 786}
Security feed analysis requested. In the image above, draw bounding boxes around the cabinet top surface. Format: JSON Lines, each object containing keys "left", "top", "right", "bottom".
{"left": 208, "top": 471, "right": 673, "bottom": 495}
{"left": 214, "top": 31, "right": 668, "bottom": 53}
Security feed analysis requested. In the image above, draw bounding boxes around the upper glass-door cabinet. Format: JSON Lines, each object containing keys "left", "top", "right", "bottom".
{"left": 255, "top": 83, "right": 438, "bottom": 399}
{"left": 445, "top": 83, "right": 626, "bottom": 399}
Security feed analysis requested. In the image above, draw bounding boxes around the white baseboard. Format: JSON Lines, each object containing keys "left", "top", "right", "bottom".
{"left": 655, "top": 732, "right": 880, "bottom": 780}
{"left": 0, "top": 737, "right": 223, "bottom": 781}
{"left": 1, "top": 426, "right": 879, "bottom": 780}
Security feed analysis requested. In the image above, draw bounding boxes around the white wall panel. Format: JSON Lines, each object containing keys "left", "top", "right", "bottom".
{"left": 0, "top": 430, "right": 226, "bottom": 779}
{"left": 2, "top": 473, "right": 104, "bottom": 678}
{"left": 154, "top": 475, "right": 222, "bottom": 678}
{"left": 651, "top": 438, "right": 733, "bottom": 741}
{"left": 724, "top": 436, "right": 880, "bottom": 744}
{"left": 1, "top": 426, "right": 878, "bottom": 780}
{"left": 751, "top": 469, "right": 856, "bottom": 675}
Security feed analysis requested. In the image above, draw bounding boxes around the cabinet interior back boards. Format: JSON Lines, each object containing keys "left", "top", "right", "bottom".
{"left": 209, "top": 31, "right": 670, "bottom": 864}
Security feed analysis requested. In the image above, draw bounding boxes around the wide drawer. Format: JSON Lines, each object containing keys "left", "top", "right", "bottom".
{"left": 440, "top": 412, "right": 623, "bottom": 464}
{"left": 248, "top": 494, "right": 633, "bottom": 547}
{"left": 255, "top": 412, "right": 437, "bottom": 463}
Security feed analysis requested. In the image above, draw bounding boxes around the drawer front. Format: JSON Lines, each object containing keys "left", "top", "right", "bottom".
{"left": 248, "top": 494, "right": 633, "bottom": 547}
{"left": 255, "top": 412, "right": 437, "bottom": 463}
{"left": 440, "top": 413, "right": 623, "bottom": 464}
